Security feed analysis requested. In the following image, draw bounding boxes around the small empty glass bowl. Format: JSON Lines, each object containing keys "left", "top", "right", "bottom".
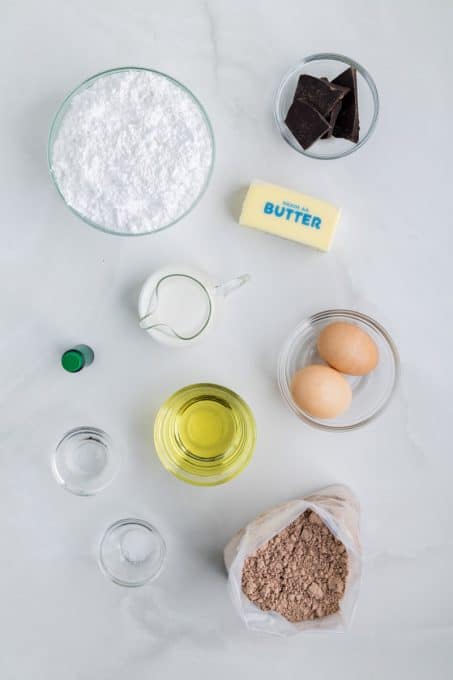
{"left": 52, "top": 426, "right": 120, "bottom": 495}
{"left": 278, "top": 310, "right": 399, "bottom": 431}
{"left": 274, "top": 53, "right": 379, "bottom": 160}
{"left": 99, "top": 518, "right": 166, "bottom": 587}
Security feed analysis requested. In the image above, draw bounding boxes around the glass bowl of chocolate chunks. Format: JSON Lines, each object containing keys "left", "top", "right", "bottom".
{"left": 274, "top": 53, "right": 379, "bottom": 159}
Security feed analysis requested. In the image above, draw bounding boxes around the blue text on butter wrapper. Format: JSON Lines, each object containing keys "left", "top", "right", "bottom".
{"left": 263, "top": 201, "right": 322, "bottom": 229}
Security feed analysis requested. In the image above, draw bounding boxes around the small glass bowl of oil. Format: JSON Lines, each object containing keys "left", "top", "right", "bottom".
{"left": 154, "top": 383, "right": 256, "bottom": 486}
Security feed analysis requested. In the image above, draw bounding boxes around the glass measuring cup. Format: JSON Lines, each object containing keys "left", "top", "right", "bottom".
{"left": 138, "top": 266, "right": 250, "bottom": 347}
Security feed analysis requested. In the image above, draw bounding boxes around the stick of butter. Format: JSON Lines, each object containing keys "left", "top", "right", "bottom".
{"left": 239, "top": 180, "right": 341, "bottom": 252}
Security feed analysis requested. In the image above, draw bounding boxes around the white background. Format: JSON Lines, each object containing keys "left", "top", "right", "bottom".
{"left": 1, "top": 1, "right": 453, "bottom": 678}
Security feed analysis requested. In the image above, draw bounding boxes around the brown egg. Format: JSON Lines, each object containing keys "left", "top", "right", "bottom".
{"left": 317, "top": 322, "right": 379, "bottom": 376}
{"left": 291, "top": 365, "right": 352, "bottom": 419}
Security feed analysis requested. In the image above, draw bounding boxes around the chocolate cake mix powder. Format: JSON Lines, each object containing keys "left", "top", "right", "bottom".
{"left": 241, "top": 510, "right": 348, "bottom": 622}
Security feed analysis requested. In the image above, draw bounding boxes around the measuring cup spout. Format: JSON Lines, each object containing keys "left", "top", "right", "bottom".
{"left": 139, "top": 314, "right": 183, "bottom": 340}
{"left": 139, "top": 289, "right": 163, "bottom": 330}
{"left": 139, "top": 312, "right": 160, "bottom": 330}
{"left": 215, "top": 274, "right": 250, "bottom": 298}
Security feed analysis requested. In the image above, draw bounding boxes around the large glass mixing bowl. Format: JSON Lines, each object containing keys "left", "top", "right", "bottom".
{"left": 48, "top": 66, "right": 215, "bottom": 236}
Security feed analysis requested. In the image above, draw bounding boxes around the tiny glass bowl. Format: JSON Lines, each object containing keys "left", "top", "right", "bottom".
{"left": 274, "top": 53, "right": 379, "bottom": 160}
{"left": 99, "top": 518, "right": 166, "bottom": 587}
{"left": 278, "top": 310, "right": 399, "bottom": 431}
{"left": 47, "top": 66, "right": 215, "bottom": 236}
{"left": 52, "top": 426, "right": 120, "bottom": 495}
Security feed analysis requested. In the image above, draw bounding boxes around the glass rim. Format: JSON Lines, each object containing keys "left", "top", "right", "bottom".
{"left": 47, "top": 66, "right": 216, "bottom": 237}
{"left": 274, "top": 53, "right": 379, "bottom": 160}
{"left": 278, "top": 309, "right": 400, "bottom": 431}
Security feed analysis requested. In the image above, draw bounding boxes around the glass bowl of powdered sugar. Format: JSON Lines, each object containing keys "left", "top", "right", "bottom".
{"left": 48, "top": 67, "right": 215, "bottom": 236}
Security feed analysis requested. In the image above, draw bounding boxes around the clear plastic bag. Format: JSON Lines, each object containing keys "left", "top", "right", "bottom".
{"left": 224, "top": 484, "right": 361, "bottom": 636}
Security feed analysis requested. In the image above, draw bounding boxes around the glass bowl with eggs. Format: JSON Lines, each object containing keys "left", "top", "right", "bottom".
{"left": 278, "top": 310, "right": 400, "bottom": 431}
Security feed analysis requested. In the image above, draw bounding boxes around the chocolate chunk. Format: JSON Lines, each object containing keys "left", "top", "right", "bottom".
{"left": 285, "top": 100, "right": 330, "bottom": 150}
{"left": 294, "top": 74, "right": 348, "bottom": 117}
{"left": 320, "top": 79, "right": 349, "bottom": 138}
{"left": 327, "top": 99, "right": 343, "bottom": 134}
{"left": 332, "top": 68, "right": 360, "bottom": 143}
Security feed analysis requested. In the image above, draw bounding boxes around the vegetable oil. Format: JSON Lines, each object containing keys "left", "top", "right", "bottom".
{"left": 154, "top": 383, "right": 256, "bottom": 486}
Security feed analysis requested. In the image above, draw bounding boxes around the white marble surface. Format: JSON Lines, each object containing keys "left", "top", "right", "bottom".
{"left": 1, "top": 1, "right": 453, "bottom": 678}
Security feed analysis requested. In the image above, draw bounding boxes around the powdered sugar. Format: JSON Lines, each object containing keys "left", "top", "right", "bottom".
{"left": 51, "top": 69, "right": 213, "bottom": 234}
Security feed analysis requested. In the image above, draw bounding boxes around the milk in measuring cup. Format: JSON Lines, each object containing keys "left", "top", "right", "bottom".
{"left": 138, "top": 266, "right": 249, "bottom": 347}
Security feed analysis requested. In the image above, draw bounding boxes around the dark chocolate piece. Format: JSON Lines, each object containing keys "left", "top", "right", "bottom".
{"left": 327, "top": 99, "right": 343, "bottom": 136}
{"left": 294, "top": 74, "right": 348, "bottom": 117}
{"left": 285, "top": 100, "right": 330, "bottom": 150}
{"left": 332, "top": 68, "right": 360, "bottom": 143}
{"left": 320, "top": 79, "right": 349, "bottom": 138}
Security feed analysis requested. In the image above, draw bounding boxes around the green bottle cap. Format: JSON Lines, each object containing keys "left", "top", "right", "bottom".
{"left": 61, "top": 349, "right": 85, "bottom": 373}
{"left": 61, "top": 345, "right": 94, "bottom": 372}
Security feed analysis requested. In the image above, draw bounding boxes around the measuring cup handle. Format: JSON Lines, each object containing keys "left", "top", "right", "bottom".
{"left": 215, "top": 274, "right": 250, "bottom": 298}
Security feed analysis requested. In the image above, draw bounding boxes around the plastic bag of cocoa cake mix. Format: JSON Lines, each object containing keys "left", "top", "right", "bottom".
{"left": 224, "top": 485, "right": 361, "bottom": 636}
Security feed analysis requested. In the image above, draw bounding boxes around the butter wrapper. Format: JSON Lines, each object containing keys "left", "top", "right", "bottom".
{"left": 239, "top": 180, "right": 341, "bottom": 252}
